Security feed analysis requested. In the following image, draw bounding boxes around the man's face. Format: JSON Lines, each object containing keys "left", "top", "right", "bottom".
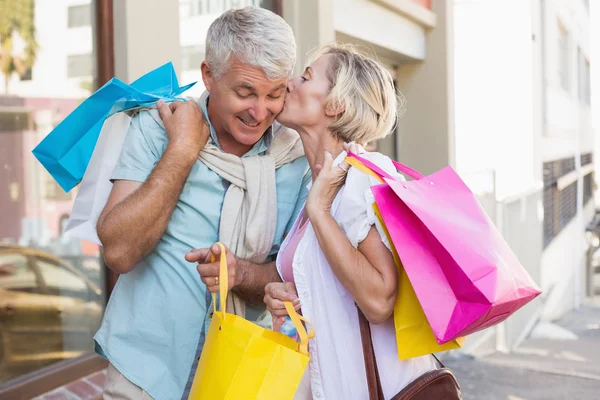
{"left": 202, "top": 58, "right": 288, "bottom": 148}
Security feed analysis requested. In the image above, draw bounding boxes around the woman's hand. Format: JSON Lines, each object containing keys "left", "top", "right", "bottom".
{"left": 264, "top": 282, "right": 301, "bottom": 332}
{"left": 306, "top": 151, "right": 350, "bottom": 220}
{"left": 306, "top": 142, "right": 363, "bottom": 220}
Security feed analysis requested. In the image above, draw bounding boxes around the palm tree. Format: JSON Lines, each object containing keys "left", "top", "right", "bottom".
{"left": 0, "top": 0, "right": 39, "bottom": 94}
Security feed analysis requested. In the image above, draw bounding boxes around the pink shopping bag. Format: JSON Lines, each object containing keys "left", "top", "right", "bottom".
{"left": 346, "top": 153, "right": 542, "bottom": 344}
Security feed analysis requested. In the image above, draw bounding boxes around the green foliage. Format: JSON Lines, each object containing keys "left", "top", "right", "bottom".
{"left": 0, "top": 0, "right": 39, "bottom": 92}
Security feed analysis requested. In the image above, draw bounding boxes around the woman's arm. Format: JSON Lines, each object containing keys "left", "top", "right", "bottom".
{"left": 309, "top": 212, "right": 398, "bottom": 324}
{"left": 306, "top": 151, "right": 398, "bottom": 324}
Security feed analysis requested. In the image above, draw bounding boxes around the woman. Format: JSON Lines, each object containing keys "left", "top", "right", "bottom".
{"left": 264, "top": 43, "right": 436, "bottom": 399}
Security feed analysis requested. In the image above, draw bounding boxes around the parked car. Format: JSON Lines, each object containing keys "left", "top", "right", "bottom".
{"left": 0, "top": 245, "right": 103, "bottom": 384}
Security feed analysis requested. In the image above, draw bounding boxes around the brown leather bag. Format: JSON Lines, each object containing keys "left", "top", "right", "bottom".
{"left": 358, "top": 308, "right": 462, "bottom": 400}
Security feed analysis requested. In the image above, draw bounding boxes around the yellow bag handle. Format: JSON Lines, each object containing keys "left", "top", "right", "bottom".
{"left": 345, "top": 156, "right": 385, "bottom": 184}
{"left": 284, "top": 301, "right": 315, "bottom": 356}
{"left": 211, "top": 242, "right": 229, "bottom": 315}
{"left": 210, "top": 242, "right": 314, "bottom": 356}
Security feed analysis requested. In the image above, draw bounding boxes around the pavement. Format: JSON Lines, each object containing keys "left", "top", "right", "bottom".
{"left": 445, "top": 300, "right": 600, "bottom": 400}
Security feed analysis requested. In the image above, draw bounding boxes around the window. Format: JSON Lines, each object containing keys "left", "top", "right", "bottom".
{"left": 0, "top": 0, "right": 107, "bottom": 393}
{"left": 584, "top": 173, "right": 594, "bottom": 205}
{"left": 67, "top": 53, "right": 93, "bottom": 78}
{"left": 181, "top": 45, "right": 205, "bottom": 72}
{"left": 68, "top": 4, "right": 92, "bottom": 28}
{"left": 36, "top": 258, "right": 89, "bottom": 299}
{"left": 578, "top": 49, "right": 591, "bottom": 106}
{"left": 543, "top": 157, "right": 578, "bottom": 247}
{"left": 558, "top": 22, "right": 570, "bottom": 92}
{"left": 180, "top": 0, "right": 208, "bottom": 18}
{"left": 582, "top": 153, "right": 594, "bottom": 205}
{"left": 180, "top": 0, "right": 265, "bottom": 18}
{"left": 178, "top": 0, "right": 278, "bottom": 95}
{"left": 0, "top": 253, "right": 38, "bottom": 292}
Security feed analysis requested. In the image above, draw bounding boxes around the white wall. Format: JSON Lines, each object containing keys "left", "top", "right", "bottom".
{"left": 541, "top": 0, "right": 593, "bottom": 161}
{"left": 113, "top": 0, "right": 181, "bottom": 84}
{"left": 540, "top": 211, "right": 587, "bottom": 320}
{"left": 538, "top": 0, "right": 594, "bottom": 316}
{"left": 0, "top": 0, "right": 93, "bottom": 99}
{"left": 395, "top": 0, "right": 455, "bottom": 176}
{"left": 453, "top": 0, "right": 539, "bottom": 201}
{"left": 333, "top": 0, "right": 428, "bottom": 61}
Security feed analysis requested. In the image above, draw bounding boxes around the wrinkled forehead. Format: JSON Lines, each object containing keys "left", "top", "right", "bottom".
{"left": 221, "top": 57, "right": 289, "bottom": 92}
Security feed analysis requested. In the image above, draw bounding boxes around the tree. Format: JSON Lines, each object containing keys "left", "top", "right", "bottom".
{"left": 0, "top": 0, "right": 39, "bottom": 93}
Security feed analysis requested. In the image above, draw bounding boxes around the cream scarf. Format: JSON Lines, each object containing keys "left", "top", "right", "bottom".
{"left": 147, "top": 93, "right": 304, "bottom": 317}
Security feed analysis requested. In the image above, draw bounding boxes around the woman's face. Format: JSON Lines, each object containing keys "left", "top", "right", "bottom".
{"left": 277, "top": 54, "right": 334, "bottom": 132}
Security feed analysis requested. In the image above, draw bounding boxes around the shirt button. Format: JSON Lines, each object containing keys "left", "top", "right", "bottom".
{"left": 315, "top": 392, "right": 321, "bottom": 397}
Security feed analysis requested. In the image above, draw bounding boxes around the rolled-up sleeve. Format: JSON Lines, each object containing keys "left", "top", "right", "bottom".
{"left": 338, "top": 153, "right": 405, "bottom": 251}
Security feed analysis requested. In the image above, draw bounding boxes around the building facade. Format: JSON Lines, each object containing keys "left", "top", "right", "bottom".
{"left": 0, "top": 0, "right": 595, "bottom": 398}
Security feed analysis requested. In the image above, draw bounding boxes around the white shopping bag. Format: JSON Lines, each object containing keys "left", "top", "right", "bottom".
{"left": 66, "top": 112, "right": 132, "bottom": 244}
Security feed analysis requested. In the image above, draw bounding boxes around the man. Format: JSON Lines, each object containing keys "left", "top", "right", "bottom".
{"left": 95, "top": 7, "right": 310, "bottom": 399}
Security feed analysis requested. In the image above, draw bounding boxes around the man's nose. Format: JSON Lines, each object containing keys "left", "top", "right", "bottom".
{"left": 248, "top": 101, "right": 269, "bottom": 122}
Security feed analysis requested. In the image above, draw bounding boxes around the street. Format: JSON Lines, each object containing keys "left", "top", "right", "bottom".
{"left": 446, "top": 302, "right": 600, "bottom": 400}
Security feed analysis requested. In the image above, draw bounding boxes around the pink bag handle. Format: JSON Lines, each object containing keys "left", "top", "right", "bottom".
{"left": 346, "top": 152, "right": 424, "bottom": 180}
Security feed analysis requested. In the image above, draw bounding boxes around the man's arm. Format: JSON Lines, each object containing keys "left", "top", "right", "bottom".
{"left": 232, "top": 260, "right": 282, "bottom": 305}
{"left": 98, "top": 101, "right": 208, "bottom": 273}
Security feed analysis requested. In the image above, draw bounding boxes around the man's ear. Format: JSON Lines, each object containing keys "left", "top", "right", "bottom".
{"left": 201, "top": 61, "right": 214, "bottom": 92}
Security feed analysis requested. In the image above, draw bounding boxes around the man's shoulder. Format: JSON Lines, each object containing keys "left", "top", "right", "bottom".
{"left": 128, "top": 108, "right": 167, "bottom": 133}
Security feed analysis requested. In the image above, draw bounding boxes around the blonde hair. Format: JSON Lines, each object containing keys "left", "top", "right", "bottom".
{"left": 307, "top": 43, "right": 404, "bottom": 145}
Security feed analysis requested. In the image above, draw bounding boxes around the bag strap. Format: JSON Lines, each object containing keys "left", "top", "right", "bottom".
{"left": 357, "top": 306, "right": 385, "bottom": 400}
{"left": 211, "top": 242, "right": 314, "bottom": 357}
{"left": 284, "top": 301, "right": 315, "bottom": 357}
{"left": 358, "top": 306, "right": 446, "bottom": 400}
{"left": 345, "top": 152, "right": 425, "bottom": 181}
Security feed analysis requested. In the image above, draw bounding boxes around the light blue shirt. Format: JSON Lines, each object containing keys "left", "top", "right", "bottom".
{"left": 94, "top": 95, "right": 311, "bottom": 400}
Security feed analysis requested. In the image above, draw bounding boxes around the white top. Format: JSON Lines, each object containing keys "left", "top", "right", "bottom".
{"left": 277, "top": 151, "right": 436, "bottom": 400}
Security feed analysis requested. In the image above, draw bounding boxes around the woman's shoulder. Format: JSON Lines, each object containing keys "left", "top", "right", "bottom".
{"left": 346, "top": 151, "right": 402, "bottom": 184}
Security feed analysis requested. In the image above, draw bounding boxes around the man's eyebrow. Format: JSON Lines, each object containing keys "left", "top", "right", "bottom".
{"left": 270, "top": 83, "right": 287, "bottom": 93}
{"left": 233, "top": 82, "right": 256, "bottom": 92}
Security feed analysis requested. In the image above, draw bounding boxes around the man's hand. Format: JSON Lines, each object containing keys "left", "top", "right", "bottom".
{"left": 186, "top": 243, "right": 237, "bottom": 293}
{"left": 157, "top": 100, "right": 210, "bottom": 161}
{"left": 264, "top": 282, "right": 301, "bottom": 332}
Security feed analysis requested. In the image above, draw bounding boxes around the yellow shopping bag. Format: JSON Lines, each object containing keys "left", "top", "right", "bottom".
{"left": 188, "top": 243, "right": 313, "bottom": 400}
{"left": 375, "top": 202, "right": 465, "bottom": 359}
{"left": 346, "top": 156, "right": 464, "bottom": 359}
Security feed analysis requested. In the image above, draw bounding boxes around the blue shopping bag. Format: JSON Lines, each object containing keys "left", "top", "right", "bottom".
{"left": 32, "top": 62, "right": 196, "bottom": 192}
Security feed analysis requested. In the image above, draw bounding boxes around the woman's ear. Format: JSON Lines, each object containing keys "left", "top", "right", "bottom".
{"left": 201, "top": 61, "right": 213, "bottom": 92}
{"left": 325, "top": 102, "right": 345, "bottom": 118}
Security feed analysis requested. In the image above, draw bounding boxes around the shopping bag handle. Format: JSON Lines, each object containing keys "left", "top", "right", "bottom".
{"left": 284, "top": 301, "right": 315, "bottom": 357}
{"left": 211, "top": 242, "right": 229, "bottom": 316}
{"left": 345, "top": 152, "right": 424, "bottom": 181}
{"left": 209, "top": 242, "right": 314, "bottom": 356}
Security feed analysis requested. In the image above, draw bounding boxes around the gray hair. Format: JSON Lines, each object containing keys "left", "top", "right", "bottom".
{"left": 205, "top": 6, "right": 296, "bottom": 81}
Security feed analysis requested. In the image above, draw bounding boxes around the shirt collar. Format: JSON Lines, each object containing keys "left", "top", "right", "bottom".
{"left": 333, "top": 150, "right": 348, "bottom": 166}
{"left": 198, "top": 91, "right": 274, "bottom": 157}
